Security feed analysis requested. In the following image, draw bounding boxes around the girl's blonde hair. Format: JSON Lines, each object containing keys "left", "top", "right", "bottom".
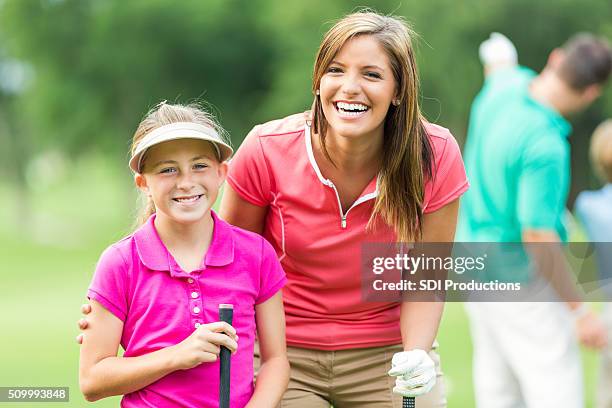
{"left": 311, "top": 11, "right": 434, "bottom": 242}
{"left": 590, "top": 119, "right": 612, "bottom": 183}
{"left": 130, "top": 101, "right": 228, "bottom": 226}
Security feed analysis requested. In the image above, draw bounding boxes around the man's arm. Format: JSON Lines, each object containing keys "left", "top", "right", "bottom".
{"left": 523, "top": 229, "right": 607, "bottom": 349}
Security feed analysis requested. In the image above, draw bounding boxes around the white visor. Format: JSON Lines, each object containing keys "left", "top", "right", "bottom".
{"left": 129, "top": 122, "right": 233, "bottom": 173}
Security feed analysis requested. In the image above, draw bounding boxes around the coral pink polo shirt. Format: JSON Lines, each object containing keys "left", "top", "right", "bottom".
{"left": 227, "top": 113, "right": 468, "bottom": 350}
{"left": 87, "top": 210, "right": 286, "bottom": 408}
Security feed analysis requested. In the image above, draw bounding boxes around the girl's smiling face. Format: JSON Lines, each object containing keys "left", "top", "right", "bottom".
{"left": 319, "top": 35, "right": 398, "bottom": 142}
{"left": 135, "top": 139, "right": 227, "bottom": 226}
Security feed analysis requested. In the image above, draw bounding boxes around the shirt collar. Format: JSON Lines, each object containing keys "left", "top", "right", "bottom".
{"left": 524, "top": 84, "right": 572, "bottom": 139}
{"left": 304, "top": 123, "right": 379, "bottom": 199}
{"left": 205, "top": 210, "right": 235, "bottom": 267}
{"left": 133, "top": 210, "right": 234, "bottom": 276}
{"left": 548, "top": 110, "right": 571, "bottom": 139}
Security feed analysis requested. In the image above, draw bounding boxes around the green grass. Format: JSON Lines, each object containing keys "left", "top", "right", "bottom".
{"left": 0, "top": 155, "right": 600, "bottom": 407}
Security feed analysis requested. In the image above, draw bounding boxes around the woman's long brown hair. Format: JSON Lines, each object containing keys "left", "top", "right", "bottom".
{"left": 311, "top": 11, "right": 434, "bottom": 242}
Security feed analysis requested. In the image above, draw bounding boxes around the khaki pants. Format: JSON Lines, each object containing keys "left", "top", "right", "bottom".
{"left": 255, "top": 343, "right": 446, "bottom": 407}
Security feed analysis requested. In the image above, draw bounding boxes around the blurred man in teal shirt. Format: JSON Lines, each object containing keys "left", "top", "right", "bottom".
{"left": 459, "top": 33, "right": 611, "bottom": 408}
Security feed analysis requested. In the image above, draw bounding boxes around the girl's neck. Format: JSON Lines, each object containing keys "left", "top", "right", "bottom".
{"left": 153, "top": 212, "right": 215, "bottom": 272}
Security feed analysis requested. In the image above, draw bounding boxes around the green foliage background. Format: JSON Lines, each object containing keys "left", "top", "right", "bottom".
{"left": 0, "top": 0, "right": 609, "bottom": 406}
{"left": 1, "top": 0, "right": 611, "bottom": 190}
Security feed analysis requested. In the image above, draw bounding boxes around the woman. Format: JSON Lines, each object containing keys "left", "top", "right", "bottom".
{"left": 221, "top": 11, "right": 467, "bottom": 407}
{"left": 79, "top": 11, "right": 468, "bottom": 408}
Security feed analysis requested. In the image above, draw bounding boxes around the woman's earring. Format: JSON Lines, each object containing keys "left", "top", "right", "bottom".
{"left": 315, "top": 89, "right": 320, "bottom": 96}
{"left": 392, "top": 99, "right": 400, "bottom": 106}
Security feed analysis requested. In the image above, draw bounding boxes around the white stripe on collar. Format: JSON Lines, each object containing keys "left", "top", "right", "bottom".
{"left": 303, "top": 123, "right": 379, "bottom": 198}
{"left": 304, "top": 123, "right": 332, "bottom": 186}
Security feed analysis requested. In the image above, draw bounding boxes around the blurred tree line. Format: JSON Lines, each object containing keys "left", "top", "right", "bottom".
{"left": 1, "top": 0, "right": 611, "bottom": 221}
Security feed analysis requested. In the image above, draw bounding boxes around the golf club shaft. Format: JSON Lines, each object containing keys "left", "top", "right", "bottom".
{"left": 403, "top": 396, "right": 415, "bottom": 408}
{"left": 219, "top": 304, "right": 233, "bottom": 408}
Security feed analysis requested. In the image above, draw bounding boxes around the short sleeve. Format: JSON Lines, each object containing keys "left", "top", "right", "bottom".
{"left": 517, "top": 135, "right": 569, "bottom": 230}
{"left": 227, "top": 125, "right": 272, "bottom": 207}
{"left": 256, "top": 238, "right": 287, "bottom": 304}
{"left": 574, "top": 193, "right": 593, "bottom": 240}
{"left": 87, "top": 246, "right": 130, "bottom": 321}
{"left": 425, "top": 131, "right": 470, "bottom": 213}
{"left": 574, "top": 193, "right": 588, "bottom": 226}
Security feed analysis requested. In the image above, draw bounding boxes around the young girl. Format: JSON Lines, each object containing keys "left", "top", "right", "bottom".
{"left": 79, "top": 102, "right": 289, "bottom": 407}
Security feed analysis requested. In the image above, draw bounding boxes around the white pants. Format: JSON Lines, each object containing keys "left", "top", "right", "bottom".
{"left": 597, "top": 303, "right": 612, "bottom": 408}
{"left": 466, "top": 302, "right": 583, "bottom": 408}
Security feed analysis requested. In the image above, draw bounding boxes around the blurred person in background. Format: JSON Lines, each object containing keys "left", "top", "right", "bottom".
{"left": 479, "top": 32, "right": 518, "bottom": 76}
{"left": 458, "top": 33, "right": 612, "bottom": 408}
{"left": 574, "top": 119, "right": 612, "bottom": 408}
{"left": 477, "top": 32, "right": 534, "bottom": 98}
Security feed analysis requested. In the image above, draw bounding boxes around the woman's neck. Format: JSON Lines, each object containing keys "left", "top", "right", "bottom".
{"left": 314, "top": 128, "right": 383, "bottom": 173}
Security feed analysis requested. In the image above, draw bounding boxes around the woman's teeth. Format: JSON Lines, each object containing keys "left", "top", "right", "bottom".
{"left": 336, "top": 101, "right": 369, "bottom": 115}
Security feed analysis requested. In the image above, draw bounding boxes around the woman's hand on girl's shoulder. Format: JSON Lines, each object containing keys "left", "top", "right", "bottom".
{"left": 169, "top": 322, "right": 239, "bottom": 370}
{"left": 76, "top": 303, "right": 92, "bottom": 344}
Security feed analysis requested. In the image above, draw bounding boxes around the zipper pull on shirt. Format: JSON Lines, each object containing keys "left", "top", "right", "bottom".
{"left": 341, "top": 215, "right": 347, "bottom": 228}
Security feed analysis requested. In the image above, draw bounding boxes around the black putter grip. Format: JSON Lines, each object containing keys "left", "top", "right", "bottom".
{"left": 403, "top": 396, "right": 415, "bottom": 408}
{"left": 219, "top": 304, "right": 233, "bottom": 408}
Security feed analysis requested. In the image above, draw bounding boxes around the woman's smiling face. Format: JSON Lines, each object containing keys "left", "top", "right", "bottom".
{"left": 319, "top": 35, "right": 397, "bottom": 141}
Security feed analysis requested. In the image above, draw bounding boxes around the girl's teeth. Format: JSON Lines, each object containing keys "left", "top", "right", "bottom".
{"left": 176, "top": 195, "right": 200, "bottom": 203}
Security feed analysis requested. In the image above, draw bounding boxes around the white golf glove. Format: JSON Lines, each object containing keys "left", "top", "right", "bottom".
{"left": 479, "top": 32, "right": 517, "bottom": 67}
{"left": 388, "top": 349, "right": 436, "bottom": 397}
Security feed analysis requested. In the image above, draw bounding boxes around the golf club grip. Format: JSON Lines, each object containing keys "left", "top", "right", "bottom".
{"left": 219, "top": 304, "right": 233, "bottom": 408}
{"left": 403, "top": 396, "right": 415, "bottom": 408}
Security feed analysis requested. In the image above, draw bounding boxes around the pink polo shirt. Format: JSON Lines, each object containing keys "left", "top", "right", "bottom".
{"left": 87, "top": 210, "right": 286, "bottom": 408}
{"left": 227, "top": 113, "right": 468, "bottom": 350}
